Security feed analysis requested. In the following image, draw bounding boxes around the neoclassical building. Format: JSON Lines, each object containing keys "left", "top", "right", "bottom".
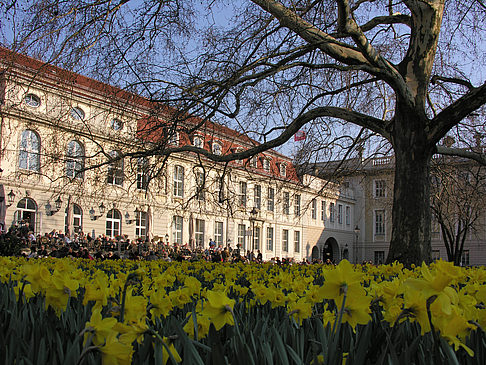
{"left": 0, "top": 48, "right": 357, "bottom": 262}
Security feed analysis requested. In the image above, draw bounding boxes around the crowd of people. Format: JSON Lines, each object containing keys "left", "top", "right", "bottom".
{"left": 11, "top": 220, "right": 318, "bottom": 265}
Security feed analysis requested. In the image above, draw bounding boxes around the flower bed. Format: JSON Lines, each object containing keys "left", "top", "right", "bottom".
{"left": 1, "top": 257, "right": 485, "bottom": 364}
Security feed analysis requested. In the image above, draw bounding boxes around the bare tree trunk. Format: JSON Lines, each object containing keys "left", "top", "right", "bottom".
{"left": 386, "top": 111, "right": 433, "bottom": 266}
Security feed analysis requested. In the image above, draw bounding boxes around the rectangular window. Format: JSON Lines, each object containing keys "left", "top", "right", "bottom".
{"left": 374, "top": 180, "right": 386, "bottom": 198}
{"left": 196, "top": 172, "right": 205, "bottom": 201}
{"left": 107, "top": 151, "right": 124, "bottom": 186}
{"left": 283, "top": 192, "right": 290, "bottom": 215}
{"left": 329, "top": 203, "right": 335, "bottom": 222}
{"left": 263, "top": 158, "right": 270, "bottom": 172}
{"left": 374, "top": 250, "right": 385, "bottom": 265}
{"left": 345, "top": 206, "right": 351, "bottom": 225}
{"left": 375, "top": 210, "right": 385, "bottom": 235}
{"left": 173, "top": 165, "right": 184, "bottom": 198}
{"left": 282, "top": 229, "right": 289, "bottom": 252}
{"left": 461, "top": 250, "right": 470, "bottom": 266}
{"left": 214, "top": 221, "right": 223, "bottom": 247}
{"left": 195, "top": 219, "right": 205, "bottom": 247}
{"left": 239, "top": 181, "right": 247, "bottom": 208}
{"left": 238, "top": 224, "right": 246, "bottom": 251}
{"left": 294, "top": 231, "right": 300, "bottom": 253}
{"left": 172, "top": 215, "right": 183, "bottom": 244}
{"left": 254, "top": 226, "right": 261, "bottom": 251}
{"left": 311, "top": 198, "right": 317, "bottom": 219}
{"left": 321, "top": 201, "right": 326, "bottom": 221}
{"left": 266, "top": 227, "right": 274, "bottom": 251}
{"left": 432, "top": 250, "right": 440, "bottom": 261}
{"left": 254, "top": 184, "right": 262, "bottom": 210}
{"left": 338, "top": 204, "right": 343, "bottom": 224}
{"left": 267, "top": 187, "right": 275, "bottom": 212}
{"left": 135, "top": 211, "right": 147, "bottom": 238}
{"left": 294, "top": 194, "right": 301, "bottom": 217}
{"left": 136, "top": 158, "right": 148, "bottom": 190}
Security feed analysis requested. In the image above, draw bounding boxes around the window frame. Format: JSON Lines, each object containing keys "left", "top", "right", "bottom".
{"left": 70, "top": 106, "right": 85, "bottom": 121}
{"left": 173, "top": 165, "right": 184, "bottom": 198}
{"left": 106, "top": 209, "right": 122, "bottom": 237}
{"left": 19, "top": 130, "right": 41, "bottom": 172}
{"left": 135, "top": 210, "right": 147, "bottom": 238}
{"left": 294, "top": 194, "right": 301, "bottom": 217}
{"left": 214, "top": 221, "right": 223, "bottom": 247}
{"left": 294, "top": 230, "right": 301, "bottom": 253}
{"left": 374, "top": 209, "right": 386, "bottom": 236}
{"left": 195, "top": 219, "right": 205, "bottom": 247}
{"left": 172, "top": 215, "right": 183, "bottom": 244}
{"left": 267, "top": 187, "right": 275, "bottom": 212}
{"left": 266, "top": 226, "right": 274, "bottom": 251}
{"left": 254, "top": 184, "right": 262, "bottom": 210}
{"left": 24, "top": 93, "right": 41, "bottom": 108}
{"left": 66, "top": 140, "right": 85, "bottom": 179}
{"left": 283, "top": 191, "right": 290, "bottom": 215}
{"left": 239, "top": 181, "right": 247, "bottom": 208}
{"left": 107, "top": 151, "right": 124, "bottom": 186}
{"left": 311, "top": 198, "right": 317, "bottom": 219}
{"left": 374, "top": 179, "right": 386, "bottom": 198}
{"left": 282, "top": 229, "right": 289, "bottom": 252}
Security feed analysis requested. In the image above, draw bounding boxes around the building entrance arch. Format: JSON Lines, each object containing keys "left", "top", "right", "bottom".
{"left": 311, "top": 246, "right": 320, "bottom": 261}
{"left": 323, "top": 237, "right": 339, "bottom": 263}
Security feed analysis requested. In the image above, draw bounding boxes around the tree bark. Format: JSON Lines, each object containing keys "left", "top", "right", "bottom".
{"left": 386, "top": 108, "right": 434, "bottom": 266}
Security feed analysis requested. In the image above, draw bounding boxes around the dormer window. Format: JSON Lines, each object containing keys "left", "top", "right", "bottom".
{"left": 24, "top": 93, "right": 41, "bottom": 108}
{"left": 249, "top": 156, "right": 258, "bottom": 168}
{"left": 279, "top": 163, "right": 287, "bottom": 177}
{"left": 193, "top": 135, "right": 204, "bottom": 148}
{"left": 212, "top": 141, "right": 222, "bottom": 155}
{"left": 169, "top": 131, "right": 179, "bottom": 146}
{"left": 263, "top": 158, "right": 271, "bottom": 172}
{"left": 70, "top": 107, "right": 85, "bottom": 120}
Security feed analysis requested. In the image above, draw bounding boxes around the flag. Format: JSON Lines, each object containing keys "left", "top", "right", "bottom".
{"left": 294, "top": 130, "right": 306, "bottom": 141}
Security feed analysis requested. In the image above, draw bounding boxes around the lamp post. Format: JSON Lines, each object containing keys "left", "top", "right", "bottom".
{"left": 249, "top": 207, "right": 258, "bottom": 254}
{"left": 354, "top": 225, "right": 360, "bottom": 264}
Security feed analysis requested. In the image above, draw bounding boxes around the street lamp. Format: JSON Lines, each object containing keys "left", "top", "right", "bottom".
{"left": 7, "top": 190, "right": 15, "bottom": 206}
{"left": 249, "top": 207, "right": 258, "bottom": 253}
{"left": 354, "top": 225, "right": 360, "bottom": 264}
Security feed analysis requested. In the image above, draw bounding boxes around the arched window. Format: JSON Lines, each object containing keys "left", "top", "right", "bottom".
{"left": 19, "top": 130, "right": 40, "bottom": 171}
{"left": 66, "top": 140, "right": 85, "bottom": 179}
{"left": 106, "top": 209, "right": 121, "bottom": 237}
{"left": 16, "top": 198, "right": 37, "bottom": 231}
{"left": 65, "top": 204, "right": 83, "bottom": 234}
{"left": 24, "top": 93, "right": 41, "bottom": 108}
{"left": 70, "top": 106, "right": 85, "bottom": 120}
{"left": 107, "top": 151, "right": 124, "bottom": 186}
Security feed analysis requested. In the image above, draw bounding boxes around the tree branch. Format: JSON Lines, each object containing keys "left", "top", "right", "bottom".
{"left": 431, "top": 75, "right": 474, "bottom": 90}
{"left": 429, "top": 81, "right": 486, "bottom": 143}
{"left": 435, "top": 145, "right": 486, "bottom": 166}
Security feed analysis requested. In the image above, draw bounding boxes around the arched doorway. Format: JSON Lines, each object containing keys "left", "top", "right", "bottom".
{"left": 15, "top": 198, "right": 37, "bottom": 232}
{"left": 323, "top": 237, "right": 339, "bottom": 263}
{"left": 311, "top": 246, "right": 320, "bottom": 261}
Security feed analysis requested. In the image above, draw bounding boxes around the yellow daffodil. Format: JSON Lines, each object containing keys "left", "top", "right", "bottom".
{"left": 201, "top": 290, "right": 235, "bottom": 331}
{"left": 288, "top": 297, "right": 313, "bottom": 326}
{"left": 99, "top": 333, "right": 134, "bottom": 365}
